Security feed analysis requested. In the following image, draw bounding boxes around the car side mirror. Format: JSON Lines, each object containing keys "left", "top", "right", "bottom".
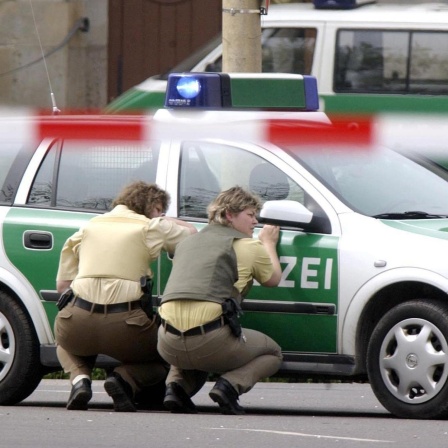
{"left": 259, "top": 200, "right": 313, "bottom": 226}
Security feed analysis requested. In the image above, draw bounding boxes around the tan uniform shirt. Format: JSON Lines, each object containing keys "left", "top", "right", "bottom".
{"left": 159, "top": 238, "right": 274, "bottom": 330}
{"left": 57, "top": 205, "right": 191, "bottom": 304}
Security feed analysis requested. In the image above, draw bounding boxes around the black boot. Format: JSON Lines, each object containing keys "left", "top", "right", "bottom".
{"left": 67, "top": 378, "right": 92, "bottom": 411}
{"left": 209, "top": 378, "right": 245, "bottom": 415}
{"left": 104, "top": 372, "right": 136, "bottom": 412}
{"left": 163, "top": 382, "right": 197, "bottom": 414}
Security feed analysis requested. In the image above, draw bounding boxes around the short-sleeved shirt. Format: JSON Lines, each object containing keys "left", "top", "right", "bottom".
{"left": 57, "top": 205, "right": 191, "bottom": 304}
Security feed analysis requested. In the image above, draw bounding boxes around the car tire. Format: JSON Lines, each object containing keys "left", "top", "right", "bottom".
{"left": 0, "top": 290, "right": 42, "bottom": 405}
{"left": 367, "top": 299, "right": 448, "bottom": 419}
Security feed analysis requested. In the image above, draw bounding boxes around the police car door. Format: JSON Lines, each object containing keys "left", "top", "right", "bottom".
{"left": 2, "top": 137, "right": 161, "bottom": 331}
{"left": 164, "top": 139, "right": 340, "bottom": 355}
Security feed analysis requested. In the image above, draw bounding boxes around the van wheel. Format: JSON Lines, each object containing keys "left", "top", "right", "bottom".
{"left": 367, "top": 300, "right": 448, "bottom": 419}
{"left": 0, "top": 290, "right": 42, "bottom": 405}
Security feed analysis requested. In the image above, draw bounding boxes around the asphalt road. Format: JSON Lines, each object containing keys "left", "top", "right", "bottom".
{"left": 1, "top": 380, "right": 447, "bottom": 448}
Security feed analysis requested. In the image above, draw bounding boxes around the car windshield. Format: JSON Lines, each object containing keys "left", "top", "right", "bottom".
{"left": 159, "top": 26, "right": 317, "bottom": 79}
{"left": 292, "top": 146, "right": 448, "bottom": 218}
{"left": 160, "top": 35, "right": 222, "bottom": 80}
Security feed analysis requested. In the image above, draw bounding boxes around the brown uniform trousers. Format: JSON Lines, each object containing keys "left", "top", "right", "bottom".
{"left": 55, "top": 301, "right": 166, "bottom": 394}
{"left": 157, "top": 323, "right": 282, "bottom": 396}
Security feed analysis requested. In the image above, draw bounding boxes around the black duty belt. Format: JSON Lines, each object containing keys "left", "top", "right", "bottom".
{"left": 161, "top": 317, "right": 225, "bottom": 337}
{"left": 73, "top": 297, "right": 142, "bottom": 314}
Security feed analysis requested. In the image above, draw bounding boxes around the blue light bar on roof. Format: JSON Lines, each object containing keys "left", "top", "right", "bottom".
{"left": 313, "top": 0, "right": 376, "bottom": 9}
{"left": 165, "top": 73, "right": 319, "bottom": 111}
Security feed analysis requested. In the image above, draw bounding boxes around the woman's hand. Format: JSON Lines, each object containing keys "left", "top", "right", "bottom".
{"left": 258, "top": 224, "right": 280, "bottom": 247}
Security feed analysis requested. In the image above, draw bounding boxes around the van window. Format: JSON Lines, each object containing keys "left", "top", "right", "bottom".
{"left": 335, "top": 30, "right": 448, "bottom": 95}
{"left": 262, "top": 28, "right": 317, "bottom": 74}
{"left": 28, "top": 141, "right": 159, "bottom": 210}
{"left": 205, "top": 28, "right": 317, "bottom": 76}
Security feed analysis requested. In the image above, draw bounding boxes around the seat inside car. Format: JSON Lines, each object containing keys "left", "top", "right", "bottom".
{"left": 249, "top": 162, "right": 290, "bottom": 201}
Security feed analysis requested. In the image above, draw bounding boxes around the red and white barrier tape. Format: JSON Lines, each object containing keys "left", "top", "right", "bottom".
{"left": 1, "top": 108, "right": 448, "bottom": 156}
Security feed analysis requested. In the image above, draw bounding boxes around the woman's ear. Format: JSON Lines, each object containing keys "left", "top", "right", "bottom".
{"left": 225, "top": 210, "right": 233, "bottom": 223}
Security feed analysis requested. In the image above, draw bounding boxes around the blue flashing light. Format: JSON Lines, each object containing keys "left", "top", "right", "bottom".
{"left": 176, "top": 77, "right": 201, "bottom": 99}
{"left": 313, "top": 0, "right": 376, "bottom": 9}
{"left": 165, "top": 73, "right": 229, "bottom": 109}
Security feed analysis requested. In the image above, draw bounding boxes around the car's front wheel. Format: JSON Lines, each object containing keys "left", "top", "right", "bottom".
{"left": 367, "top": 299, "right": 448, "bottom": 419}
{"left": 0, "top": 290, "right": 42, "bottom": 404}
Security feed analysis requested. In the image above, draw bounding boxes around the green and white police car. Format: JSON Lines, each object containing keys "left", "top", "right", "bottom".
{"left": 2, "top": 73, "right": 448, "bottom": 419}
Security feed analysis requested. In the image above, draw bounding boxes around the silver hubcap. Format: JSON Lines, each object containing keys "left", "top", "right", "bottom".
{"left": 379, "top": 318, "right": 448, "bottom": 403}
{"left": 0, "top": 312, "right": 15, "bottom": 381}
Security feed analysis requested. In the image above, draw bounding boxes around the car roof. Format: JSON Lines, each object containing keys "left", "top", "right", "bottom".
{"left": 264, "top": 2, "right": 448, "bottom": 26}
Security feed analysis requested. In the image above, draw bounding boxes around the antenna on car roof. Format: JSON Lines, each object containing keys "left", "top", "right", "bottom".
{"left": 29, "top": 0, "right": 60, "bottom": 114}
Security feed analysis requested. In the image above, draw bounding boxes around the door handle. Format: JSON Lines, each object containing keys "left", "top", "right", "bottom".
{"left": 23, "top": 231, "right": 53, "bottom": 250}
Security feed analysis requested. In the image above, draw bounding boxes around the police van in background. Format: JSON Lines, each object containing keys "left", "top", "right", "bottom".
{"left": 105, "top": 0, "right": 448, "bottom": 114}
{"left": 3, "top": 72, "right": 448, "bottom": 419}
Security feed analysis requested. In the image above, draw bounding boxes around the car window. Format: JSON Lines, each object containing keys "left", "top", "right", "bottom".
{"left": 28, "top": 140, "right": 160, "bottom": 211}
{"left": 335, "top": 30, "right": 448, "bottom": 94}
{"left": 0, "top": 142, "right": 33, "bottom": 205}
{"left": 203, "top": 27, "right": 317, "bottom": 76}
{"left": 0, "top": 144, "right": 21, "bottom": 188}
{"left": 179, "top": 141, "right": 305, "bottom": 218}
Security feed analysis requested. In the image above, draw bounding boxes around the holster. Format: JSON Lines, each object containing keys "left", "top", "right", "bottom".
{"left": 140, "top": 276, "right": 155, "bottom": 320}
{"left": 56, "top": 288, "right": 74, "bottom": 311}
{"left": 221, "top": 297, "right": 243, "bottom": 338}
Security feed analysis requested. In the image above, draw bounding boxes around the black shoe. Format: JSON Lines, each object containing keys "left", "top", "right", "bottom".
{"left": 163, "top": 382, "right": 197, "bottom": 414}
{"left": 209, "top": 378, "right": 245, "bottom": 415}
{"left": 67, "top": 378, "right": 92, "bottom": 411}
{"left": 104, "top": 372, "right": 136, "bottom": 412}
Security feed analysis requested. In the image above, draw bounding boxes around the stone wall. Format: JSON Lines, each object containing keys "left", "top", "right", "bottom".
{"left": 0, "top": 0, "right": 107, "bottom": 110}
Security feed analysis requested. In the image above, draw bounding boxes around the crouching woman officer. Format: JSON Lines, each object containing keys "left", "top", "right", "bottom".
{"left": 54, "top": 181, "right": 196, "bottom": 411}
{"left": 157, "top": 186, "right": 283, "bottom": 415}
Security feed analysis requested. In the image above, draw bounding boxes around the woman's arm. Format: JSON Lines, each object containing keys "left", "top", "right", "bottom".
{"left": 163, "top": 216, "right": 197, "bottom": 234}
{"left": 258, "top": 224, "right": 281, "bottom": 287}
{"left": 57, "top": 280, "right": 72, "bottom": 293}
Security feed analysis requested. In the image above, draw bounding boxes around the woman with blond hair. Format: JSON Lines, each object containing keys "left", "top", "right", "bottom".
{"left": 158, "top": 186, "right": 282, "bottom": 415}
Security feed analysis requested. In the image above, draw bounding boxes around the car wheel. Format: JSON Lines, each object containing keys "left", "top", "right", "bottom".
{"left": 0, "top": 290, "right": 42, "bottom": 405}
{"left": 367, "top": 299, "right": 448, "bottom": 419}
